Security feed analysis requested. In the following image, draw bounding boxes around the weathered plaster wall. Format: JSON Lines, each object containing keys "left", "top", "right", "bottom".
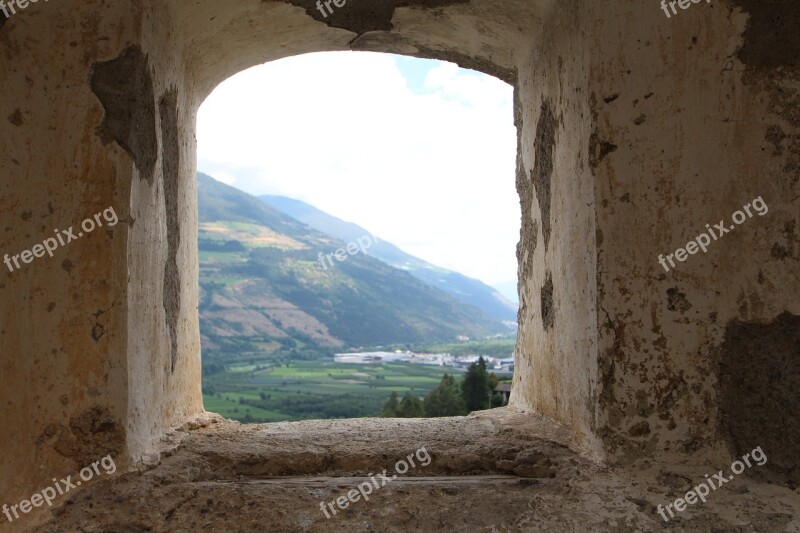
{"left": 77, "top": 0, "right": 204, "bottom": 479}
{"left": 509, "top": 1, "right": 602, "bottom": 457}
{"left": 586, "top": 0, "right": 800, "bottom": 477}
{"left": 117, "top": 0, "right": 204, "bottom": 470}
{"left": 0, "top": 0, "right": 205, "bottom": 523}
{"left": 0, "top": 0, "right": 137, "bottom": 521}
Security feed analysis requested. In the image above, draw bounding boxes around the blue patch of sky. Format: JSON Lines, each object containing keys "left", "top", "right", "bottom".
{"left": 393, "top": 54, "right": 490, "bottom": 104}
{"left": 393, "top": 55, "right": 438, "bottom": 95}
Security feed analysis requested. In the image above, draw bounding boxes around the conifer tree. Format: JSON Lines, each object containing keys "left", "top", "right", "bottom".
{"left": 424, "top": 373, "right": 467, "bottom": 416}
{"left": 461, "top": 356, "right": 491, "bottom": 412}
{"left": 397, "top": 392, "right": 425, "bottom": 418}
{"left": 382, "top": 391, "right": 400, "bottom": 417}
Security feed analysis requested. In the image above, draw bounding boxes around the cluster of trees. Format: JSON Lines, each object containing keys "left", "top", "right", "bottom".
{"left": 381, "top": 357, "right": 507, "bottom": 418}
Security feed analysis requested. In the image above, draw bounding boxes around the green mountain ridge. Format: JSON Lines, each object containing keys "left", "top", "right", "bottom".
{"left": 197, "top": 172, "right": 507, "bottom": 366}
{"left": 260, "top": 194, "right": 519, "bottom": 321}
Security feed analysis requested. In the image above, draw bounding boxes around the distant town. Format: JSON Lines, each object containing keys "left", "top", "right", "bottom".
{"left": 334, "top": 350, "right": 515, "bottom": 374}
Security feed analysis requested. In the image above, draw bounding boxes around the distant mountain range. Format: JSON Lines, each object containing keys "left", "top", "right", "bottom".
{"left": 260, "top": 195, "right": 518, "bottom": 321}
{"left": 197, "top": 172, "right": 510, "bottom": 365}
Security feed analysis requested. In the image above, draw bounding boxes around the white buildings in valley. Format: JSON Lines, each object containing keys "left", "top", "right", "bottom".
{"left": 333, "top": 350, "right": 514, "bottom": 373}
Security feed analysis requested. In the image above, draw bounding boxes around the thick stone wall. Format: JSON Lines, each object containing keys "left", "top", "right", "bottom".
{"left": 510, "top": 1, "right": 602, "bottom": 456}
{"left": 0, "top": 1, "right": 205, "bottom": 523}
{"left": 118, "top": 0, "right": 204, "bottom": 470}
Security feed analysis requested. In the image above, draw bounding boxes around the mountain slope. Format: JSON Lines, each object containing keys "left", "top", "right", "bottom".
{"left": 260, "top": 195, "right": 519, "bottom": 321}
{"left": 197, "top": 173, "right": 506, "bottom": 364}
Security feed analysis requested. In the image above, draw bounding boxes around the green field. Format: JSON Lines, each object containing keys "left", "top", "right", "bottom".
{"left": 202, "top": 360, "right": 466, "bottom": 423}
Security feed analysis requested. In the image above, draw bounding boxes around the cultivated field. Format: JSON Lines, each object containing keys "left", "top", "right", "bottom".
{"left": 202, "top": 360, "right": 467, "bottom": 422}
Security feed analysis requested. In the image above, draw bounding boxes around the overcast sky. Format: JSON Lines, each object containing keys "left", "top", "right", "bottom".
{"left": 197, "top": 51, "right": 519, "bottom": 301}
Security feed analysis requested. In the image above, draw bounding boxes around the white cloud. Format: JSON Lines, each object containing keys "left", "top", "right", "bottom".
{"left": 197, "top": 51, "right": 519, "bottom": 288}
{"left": 209, "top": 171, "right": 237, "bottom": 186}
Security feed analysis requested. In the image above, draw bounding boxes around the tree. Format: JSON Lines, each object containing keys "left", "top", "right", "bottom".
{"left": 396, "top": 393, "right": 425, "bottom": 418}
{"left": 382, "top": 391, "right": 400, "bottom": 417}
{"left": 461, "top": 356, "right": 492, "bottom": 412}
{"left": 424, "top": 374, "right": 467, "bottom": 417}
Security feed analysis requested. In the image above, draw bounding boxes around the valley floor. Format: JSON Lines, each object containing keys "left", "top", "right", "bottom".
{"left": 31, "top": 409, "right": 800, "bottom": 532}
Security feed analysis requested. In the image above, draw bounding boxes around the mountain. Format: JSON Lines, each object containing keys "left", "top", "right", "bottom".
{"left": 197, "top": 172, "right": 507, "bottom": 366}
{"left": 260, "top": 195, "right": 519, "bottom": 321}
